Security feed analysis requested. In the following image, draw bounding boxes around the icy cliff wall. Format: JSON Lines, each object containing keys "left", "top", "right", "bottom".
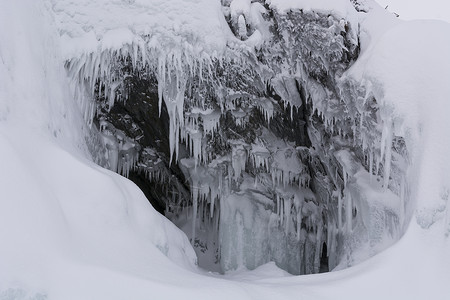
{"left": 37, "top": 0, "right": 450, "bottom": 279}
{"left": 48, "top": 0, "right": 425, "bottom": 275}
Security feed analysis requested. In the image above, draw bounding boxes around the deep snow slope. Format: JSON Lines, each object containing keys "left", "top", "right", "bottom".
{"left": 0, "top": 0, "right": 450, "bottom": 299}
{"left": 0, "top": 0, "right": 197, "bottom": 297}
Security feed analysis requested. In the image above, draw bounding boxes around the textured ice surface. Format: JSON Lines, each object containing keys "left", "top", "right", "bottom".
{"left": 51, "top": 0, "right": 406, "bottom": 275}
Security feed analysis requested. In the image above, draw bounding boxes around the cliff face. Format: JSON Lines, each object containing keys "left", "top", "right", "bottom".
{"left": 58, "top": 0, "right": 409, "bottom": 274}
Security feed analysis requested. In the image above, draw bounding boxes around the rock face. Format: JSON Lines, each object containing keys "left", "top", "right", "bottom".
{"left": 94, "top": 75, "right": 190, "bottom": 215}
{"left": 65, "top": 0, "right": 408, "bottom": 275}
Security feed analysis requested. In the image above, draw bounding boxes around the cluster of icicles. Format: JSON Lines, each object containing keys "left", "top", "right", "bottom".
{"left": 65, "top": 10, "right": 409, "bottom": 273}
{"left": 97, "top": 117, "right": 139, "bottom": 177}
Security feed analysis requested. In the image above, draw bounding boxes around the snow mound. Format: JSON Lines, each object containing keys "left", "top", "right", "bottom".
{"left": 0, "top": 0, "right": 196, "bottom": 295}
{"left": 53, "top": 0, "right": 230, "bottom": 59}
{"left": 346, "top": 19, "right": 450, "bottom": 234}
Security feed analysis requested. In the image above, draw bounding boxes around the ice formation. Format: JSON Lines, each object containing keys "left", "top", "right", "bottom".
{"left": 46, "top": 0, "right": 414, "bottom": 275}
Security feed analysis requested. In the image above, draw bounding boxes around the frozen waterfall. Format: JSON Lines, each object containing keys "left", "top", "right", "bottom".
{"left": 54, "top": 0, "right": 410, "bottom": 275}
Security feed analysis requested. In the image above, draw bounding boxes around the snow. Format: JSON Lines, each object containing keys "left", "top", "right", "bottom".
{"left": 267, "top": 0, "right": 358, "bottom": 21}
{"left": 53, "top": 0, "right": 230, "bottom": 60}
{"left": 0, "top": 0, "right": 196, "bottom": 294}
{"left": 1, "top": 0, "right": 450, "bottom": 299}
{"left": 345, "top": 19, "right": 450, "bottom": 230}
{"left": 375, "top": 0, "right": 450, "bottom": 23}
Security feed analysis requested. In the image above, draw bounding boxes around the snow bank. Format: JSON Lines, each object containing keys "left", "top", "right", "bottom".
{"left": 52, "top": 0, "right": 230, "bottom": 60}
{"left": 0, "top": 0, "right": 196, "bottom": 297}
{"left": 346, "top": 18, "right": 450, "bottom": 235}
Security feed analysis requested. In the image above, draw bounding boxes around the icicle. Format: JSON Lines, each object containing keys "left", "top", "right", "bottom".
{"left": 272, "top": 168, "right": 276, "bottom": 187}
{"left": 232, "top": 145, "right": 246, "bottom": 179}
{"left": 209, "top": 194, "right": 216, "bottom": 218}
{"left": 277, "top": 194, "right": 280, "bottom": 217}
{"left": 375, "top": 153, "right": 381, "bottom": 176}
{"left": 280, "top": 197, "right": 284, "bottom": 226}
{"left": 157, "top": 56, "right": 166, "bottom": 117}
{"left": 296, "top": 198, "right": 303, "bottom": 241}
{"left": 352, "top": 119, "right": 357, "bottom": 145}
{"left": 201, "top": 110, "right": 221, "bottom": 135}
{"left": 314, "top": 223, "right": 323, "bottom": 273}
{"left": 327, "top": 222, "right": 332, "bottom": 256}
{"left": 284, "top": 197, "right": 292, "bottom": 234}
{"left": 343, "top": 168, "right": 347, "bottom": 190}
{"left": 383, "top": 122, "right": 393, "bottom": 190}
{"left": 328, "top": 224, "right": 337, "bottom": 270}
{"left": 257, "top": 98, "right": 274, "bottom": 125}
{"left": 346, "top": 191, "right": 352, "bottom": 232}
{"left": 290, "top": 104, "right": 294, "bottom": 121}
{"left": 192, "top": 182, "right": 199, "bottom": 241}
{"left": 338, "top": 192, "right": 342, "bottom": 231}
